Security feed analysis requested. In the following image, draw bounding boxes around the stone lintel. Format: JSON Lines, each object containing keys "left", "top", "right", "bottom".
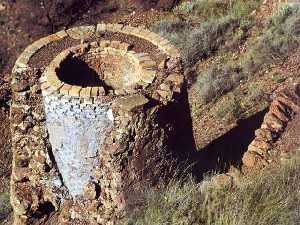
{"left": 113, "top": 94, "right": 149, "bottom": 112}
{"left": 67, "top": 25, "right": 95, "bottom": 40}
{"left": 141, "top": 70, "right": 156, "bottom": 84}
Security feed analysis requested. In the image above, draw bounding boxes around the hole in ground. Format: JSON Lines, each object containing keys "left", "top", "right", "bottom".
{"left": 57, "top": 55, "right": 109, "bottom": 88}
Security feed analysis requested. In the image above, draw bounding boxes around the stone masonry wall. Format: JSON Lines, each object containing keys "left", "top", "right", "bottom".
{"left": 10, "top": 24, "right": 187, "bottom": 225}
{"left": 43, "top": 93, "right": 113, "bottom": 197}
{"left": 242, "top": 84, "right": 300, "bottom": 170}
{"left": 10, "top": 68, "right": 62, "bottom": 225}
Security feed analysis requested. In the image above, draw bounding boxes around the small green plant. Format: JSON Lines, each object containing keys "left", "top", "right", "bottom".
{"left": 0, "top": 192, "right": 12, "bottom": 222}
{"left": 173, "top": 1, "right": 194, "bottom": 13}
{"left": 229, "top": 0, "right": 261, "bottom": 18}
{"left": 276, "top": 4, "right": 293, "bottom": 18}
{"left": 271, "top": 73, "right": 286, "bottom": 83}
{"left": 195, "top": 65, "right": 242, "bottom": 104}
{"left": 247, "top": 82, "right": 265, "bottom": 102}
{"left": 239, "top": 17, "right": 254, "bottom": 31}
{"left": 215, "top": 94, "right": 243, "bottom": 123}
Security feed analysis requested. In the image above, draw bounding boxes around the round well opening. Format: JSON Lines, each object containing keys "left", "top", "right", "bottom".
{"left": 57, "top": 52, "right": 140, "bottom": 90}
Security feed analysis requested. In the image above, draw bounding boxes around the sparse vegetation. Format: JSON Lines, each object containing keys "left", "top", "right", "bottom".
{"left": 195, "top": 65, "right": 242, "bottom": 104}
{"left": 241, "top": 5, "right": 300, "bottom": 76}
{"left": 0, "top": 192, "right": 11, "bottom": 223}
{"left": 215, "top": 93, "right": 244, "bottom": 123}
{"left": 247, "top": 82, "right": 264, "bottom": 102}
{"left": 271, "top": 73, "right": 286, "bottom": 83}
{"left": 123, "top": 151, "right": 300, "bottom": 225}
{"left": 152, "top": 0, "right": 261, "bottom": 67}
{"left": 194, "top": 5, "right": 300, "bottom": 105}
{"left": 1, "top": 1, "right": 300, "bottom": 224}
{"left": 173, "top": 0, "right": 261, "bottom": 20}
{"left": 151, "top": 15, "right": 238, "bottom": 66}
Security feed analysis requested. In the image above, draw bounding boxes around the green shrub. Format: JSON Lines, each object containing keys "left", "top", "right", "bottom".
{"left": 194, "top": 6, "right": 300, "bottom": 105}
{"left": 215, "top": 94, "right": 244, "bottom": 122}
{"left": 153, "top": 1, "right": 261, "bottom": 69}
{"left": 173, "top": 1, "right": 194, "bottom": 14}
{"left": 271, "top": 73, "right": 286, "bottom": 83}
{"left": 184, "top": 0, "right": 229, "bottom": 19}
{"left": 152, "top": 16, "right": 238, "bottom": 66}
{"left": 174, "top": 0, "right": 261, "bottom": 20}
{"left": 0, "top": 192, "right": 12, "bottom": 222}
{"left": 183, "top": 16, "right": 238, "bottom": 66}
{"left": 150, "top": 18, "right": 191, "bottom": 49}
{"left": 123, "top": 151, "right": 300, "bottom": 225}
{"left": 229, "top": 0, "right": 261, "bottom": 18}
{"left": 241, "top": 5, "right": 300, "bottom": 76}
{"left": 195, "top": 65, "right": 242, "bottom": 104}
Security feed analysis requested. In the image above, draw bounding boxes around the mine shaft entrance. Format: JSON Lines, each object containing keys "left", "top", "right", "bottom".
{"left": 57, "top": 55, "right": 106, "bottom": 88}
{"left": 57, "top": 52, "right": 140, "bottom": 91}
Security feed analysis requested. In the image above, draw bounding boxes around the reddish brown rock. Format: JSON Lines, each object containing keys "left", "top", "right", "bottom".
{"left": 269, "top": 106, "right": 290, "bottom": 122}
{"left": 264, "top": 114, "right": 285, "bottom": 132}
{"left": 242, "top": 85, "right": 300, "bottom": 170}
{"left": 13, "top": 168, "right": 30, "bottom": 182}
{"left": 254, "top": 128, "right": 273, "bottom": 141}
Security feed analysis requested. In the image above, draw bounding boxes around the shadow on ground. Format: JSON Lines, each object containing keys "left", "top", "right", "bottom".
{"left": 172, "top": 103, "right": 268, "bottom": 180}
{"left": 193, "top": 109, "right": 268, "bottom": 179}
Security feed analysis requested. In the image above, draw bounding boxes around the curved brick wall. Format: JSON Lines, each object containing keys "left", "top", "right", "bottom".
{"left": 10, "top": 24, "right": 185, "bottom": 225}
{"left": 42, "top": 41, "right": 158, "bottom": 98}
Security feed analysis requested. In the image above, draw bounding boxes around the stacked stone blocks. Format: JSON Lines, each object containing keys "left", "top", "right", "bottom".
{"left": 11, "top": 24, "right": 185, "bottom": 225}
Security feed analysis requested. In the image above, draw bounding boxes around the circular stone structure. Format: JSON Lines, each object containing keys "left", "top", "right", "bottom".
{"left": 10, "top": 24, "right": 188, "bottom": 225}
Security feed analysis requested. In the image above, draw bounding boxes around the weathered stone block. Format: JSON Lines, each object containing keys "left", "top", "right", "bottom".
{"left": 60, "top": 84, "right": 72, "bottom": 95}
{"left": 96, "top": 23, "right": 106, "bottom": 33}
{"left": 141, "top": 70, "right": 156, "bottom": 84}
{"left": 67, "top": 26, "right": 95, "bottom": 40}
{"left": 55, "top": 30, "right": 68, "bottom": 38}
{"left": 113, "top": 94, "right": 149, "bottom": 112}
{"left": 69, "top": 86, "right": 82, "bottom": 97}
{"left": 91, "top": 87, "right": 99, "bottom": 97}
{"left": 80, "top": 87, "right": 91, "bottom": 97}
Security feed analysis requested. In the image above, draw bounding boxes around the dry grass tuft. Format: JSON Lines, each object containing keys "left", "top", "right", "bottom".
{"left": 195, "top": 5, "right": 300, "bottom": 104}
{"left": 123, "top": 151, "right": 300, "bottom": 225}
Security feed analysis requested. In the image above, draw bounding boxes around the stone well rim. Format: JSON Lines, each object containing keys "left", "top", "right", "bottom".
{"left": 42, "top": 41, "right": 158, "bottom": 98}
